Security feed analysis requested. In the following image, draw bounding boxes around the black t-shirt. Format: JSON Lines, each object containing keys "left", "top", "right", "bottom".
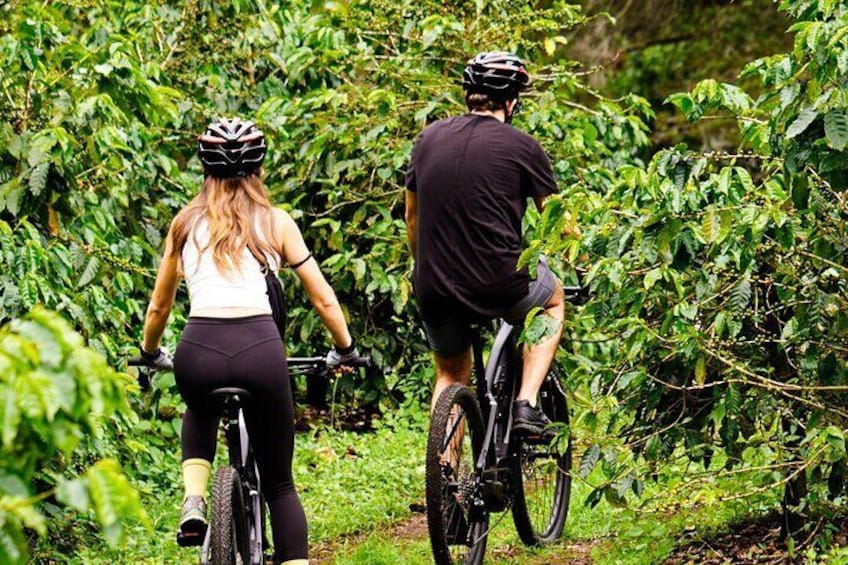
{"left": 406, "top": 113, "right": 558, "bottom": 321}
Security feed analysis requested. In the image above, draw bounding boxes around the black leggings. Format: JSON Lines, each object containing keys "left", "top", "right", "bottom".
{"left": 174, "top": 315, "right": 307, "bottom": 562}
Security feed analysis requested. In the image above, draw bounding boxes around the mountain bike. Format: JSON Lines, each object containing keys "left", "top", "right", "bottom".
{"left": 425, "top": 285, "right": 586, "bottom": 565}
{"left": 130, "top": 354, "right": 370, "bottom": 565}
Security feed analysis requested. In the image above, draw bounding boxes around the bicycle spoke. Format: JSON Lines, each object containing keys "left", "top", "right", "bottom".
{"left": 441, "top": 407, "right": 466, "bottom": 454}
{"left": 428, "top": 385, "right": 489, "bottom": 564}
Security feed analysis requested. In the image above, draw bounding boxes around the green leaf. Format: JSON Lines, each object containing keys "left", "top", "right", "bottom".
{"left": 28, "top": 164, "right": 49, "bottom": 197}
{"left": 695, "top": 356, "right": 706, "bottom": 386}
{"left": 824, "top": 111, "right": 848, "bottom": 151}
{"left": 0, "top": 520, "right": 26, "bottom": 565}
{"left": 644, "top": 268, "right": 662, "bottom": 290}
{"left": 56, "top": 477, "right": 91, "bottom": 512}
{"left": 578, "top": 444, "right": 600, "bottom": 479}
{"left": 77, "top": 257, "right": 100, "bottom": 289}
{"left": 786, "top": 108, "right": 818, "bottom": 138}
{"left": 730, "top": 275, "right": 752, "bottom": 314}
{"left": 87, "top": 459, "right": 148, "bottom": 547}
{"left": 520, "top": 307, "right": 559, "bottom": 345}
{"left": 724, "top": 384, "right": 741, "bottom": 415}
{"left": 702, "top": 208, "right": 719, "bottom": 243}
{"left": 0, "top": 384, "right": 20, "bottom": 448}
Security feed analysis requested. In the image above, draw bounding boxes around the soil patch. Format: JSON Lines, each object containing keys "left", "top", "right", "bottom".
{"left": 485, "top": 536, "right": 597, "bottom": 565}
{"left": 664, "top": 512, "right": 848, "bottom": 564}
{"left": 295, "top": 405, "right": 380, "bottom": 433}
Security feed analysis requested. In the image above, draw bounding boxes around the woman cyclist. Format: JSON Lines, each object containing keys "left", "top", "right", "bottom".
{"left": 139, "top": 117, "right": 361, "bottom": 565}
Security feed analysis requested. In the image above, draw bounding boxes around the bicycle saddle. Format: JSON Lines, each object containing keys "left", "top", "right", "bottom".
{"left": 208, "top": 387, "right": 254, "bottom": 402}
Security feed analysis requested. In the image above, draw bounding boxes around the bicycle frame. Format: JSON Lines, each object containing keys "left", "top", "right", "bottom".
{"left": 473, "top": 283, "right": 586, "bottom": 476}
{"left": 470, "top": 322, "right": 522, "bottom": 512}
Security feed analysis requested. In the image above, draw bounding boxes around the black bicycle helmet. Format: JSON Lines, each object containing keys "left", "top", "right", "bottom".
{"left": 462, "top": 51, "right": 530, "bottom": 99}
{"left": 197, "top": 118, "right": 266, "bottom": 178}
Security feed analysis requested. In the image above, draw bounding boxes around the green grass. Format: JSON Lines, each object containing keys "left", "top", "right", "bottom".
{"left": 298, "top": 413, "right": 427, "bottom": 542}
{"left": 37, "top": 410, "right": 789, "bottom": 564}
{"left": 314, "top": 451, "right": 783, "bottom": 565}
{"left": 44, "top": 412, "right": 428, "bottom": 564}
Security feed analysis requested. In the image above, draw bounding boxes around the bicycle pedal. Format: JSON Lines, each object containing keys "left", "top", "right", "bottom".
{"left": 176, "top": 529, "right": 206, "bottom": 547}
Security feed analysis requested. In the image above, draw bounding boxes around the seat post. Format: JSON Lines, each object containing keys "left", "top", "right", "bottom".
{"left": 208, "top": 388, "right": 254, "bottom": 468}
{"left": 470, "top": 328, "right": 486, "bottom": 387}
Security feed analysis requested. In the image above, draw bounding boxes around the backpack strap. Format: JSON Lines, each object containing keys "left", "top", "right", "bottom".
{"left": 247, "top": 246, "right": 287, "bottom": 338}
{"left": 247, "top": 246, "right": 272, "bottom": 275}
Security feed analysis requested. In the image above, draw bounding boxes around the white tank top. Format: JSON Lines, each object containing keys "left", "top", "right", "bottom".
{"left": 181, "top": 218, "right": 280, "bottom": 316}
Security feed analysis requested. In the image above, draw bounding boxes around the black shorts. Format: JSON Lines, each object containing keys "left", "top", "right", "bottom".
{"left": 422, "top": 258, "right": 559, "bottom": 358}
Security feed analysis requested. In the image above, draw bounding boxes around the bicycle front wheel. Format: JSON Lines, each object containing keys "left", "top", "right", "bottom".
{"left": 210, "top": 466, "right": 251, "bottom": 565}
{"left": 426, "top": 384, "right": 488, "bottom": 565}
{"left": 511, "top": 363, "right": 573, "bottom": 545}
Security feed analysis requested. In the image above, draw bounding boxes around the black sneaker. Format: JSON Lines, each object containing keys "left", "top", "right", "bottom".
{"left": 512, "top": 400, "right": 555, "bottom": 441}
{"left": 176, "top": 495, "right": 207, "bottom": 547}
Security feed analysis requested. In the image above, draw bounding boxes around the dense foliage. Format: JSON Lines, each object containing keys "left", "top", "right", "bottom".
{"left": 0, "top": 309, "right": 145, "bottom": 563}
{"left": 1, "top": 0, "right": 848, "bottom": 560}
{"left": 530, "top": 0, "right": 848, "bottom": 536}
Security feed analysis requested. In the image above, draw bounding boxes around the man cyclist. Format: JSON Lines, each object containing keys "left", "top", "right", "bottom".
{"left": 405, "top": 52, "right": 566, "bottom": 438}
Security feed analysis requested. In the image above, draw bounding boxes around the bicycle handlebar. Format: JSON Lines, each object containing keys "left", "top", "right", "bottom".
{"left": 126, "top": 357, "right": 153, "bottom": 391}
{"left": 127, "top": 354, "right": 373, "bottom": 374}
{"left": 287, "top": 356, "right": 373, "bottom": 369}
{"left": 563, "top": 285, "right": 590, "bottom": 305}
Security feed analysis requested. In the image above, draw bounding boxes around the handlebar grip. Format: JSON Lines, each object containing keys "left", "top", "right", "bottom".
{"left": 127, "top": 357, "right": 149, "bottom": 367}
{"left": 563, "top": 286, "right": 590, "bottom": 305}
{"left": 286, "top": 356, "right": 373, "bottom": 369}
{"left": 350, "top": 356, "right": 372, "bottom": 368}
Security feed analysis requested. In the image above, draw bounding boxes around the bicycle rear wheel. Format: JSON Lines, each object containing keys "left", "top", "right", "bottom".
{"left": 210, "top": 466, "right": 251, "bottom": 565}
{"left": 426, "top": 384, "right": 488, "bottom": 565}
{"left": 511, "top": 363, "right": 573, "bottom": 545}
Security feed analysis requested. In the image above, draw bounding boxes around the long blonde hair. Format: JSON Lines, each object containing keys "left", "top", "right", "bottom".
{"left": 168, "top": 173, "right": 281, "bottom": 274}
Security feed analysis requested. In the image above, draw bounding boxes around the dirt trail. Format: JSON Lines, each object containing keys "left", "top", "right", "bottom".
{"left": 312, "top": 512, "right": 429, "bottom": 565}
{"left": 312, "top": 508, "right": 601, "bottom": 565}
{"left": 663, "top": 512, "right": 848, "bottom": 565}
{"left": 312, "top": 510, "right": 840, "bottom": 564}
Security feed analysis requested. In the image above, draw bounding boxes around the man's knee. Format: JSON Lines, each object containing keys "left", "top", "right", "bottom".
{"left": 545, "top": 279, "right": 565, "bottom": 313}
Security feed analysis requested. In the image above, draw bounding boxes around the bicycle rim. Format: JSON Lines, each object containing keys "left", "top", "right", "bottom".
{"left": 426, "top": 384, "right": 488, "bottom": 565}
{"left": 512, "top": 365, "right": 573, "bottom": 545}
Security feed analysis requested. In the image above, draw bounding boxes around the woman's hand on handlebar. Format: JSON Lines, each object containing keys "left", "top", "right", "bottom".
{"left": 139, "top": 346, "right": 174, "bottom": 371}
{"left": 326, "top": 338, "right": 363, "bottom": 374}
{"left": 127, "top": 347, "right": 172, "bottom": 392}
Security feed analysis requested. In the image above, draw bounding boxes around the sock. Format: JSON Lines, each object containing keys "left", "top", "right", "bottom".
{"left": 279, "top": 560, "right": 308, "bottom": 565}
{"left": 182, "top": 458, "right": 212, "bottom": 498}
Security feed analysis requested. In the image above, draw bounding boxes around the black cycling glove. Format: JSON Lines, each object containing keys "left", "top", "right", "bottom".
{"left": 140, "top": 346, "right": 174, "bottom": 371}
